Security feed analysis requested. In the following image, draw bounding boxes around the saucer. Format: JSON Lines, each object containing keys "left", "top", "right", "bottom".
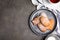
{"left": 31, "top": 0, "right": 60, "bottom": 11}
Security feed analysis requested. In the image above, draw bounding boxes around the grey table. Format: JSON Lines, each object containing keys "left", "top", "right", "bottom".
{"left": 0, "top": 0, "right": 42, "bottom": 40}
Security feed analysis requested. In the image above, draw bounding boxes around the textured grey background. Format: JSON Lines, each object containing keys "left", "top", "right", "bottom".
{"left": 0, "top": 0, "right": 42, "bottom": 40}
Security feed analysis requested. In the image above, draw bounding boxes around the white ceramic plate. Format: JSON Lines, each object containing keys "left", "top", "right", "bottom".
{"left": 38, "top": 0, "right": 60, "bottom": 11}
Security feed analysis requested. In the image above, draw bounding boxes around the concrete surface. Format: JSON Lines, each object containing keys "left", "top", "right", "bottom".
{"left": 0, "top": 0, "right": 42, "bottom": 40}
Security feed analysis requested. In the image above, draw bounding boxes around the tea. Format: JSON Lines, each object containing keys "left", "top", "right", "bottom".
{"left": 50, "top": 0, "right": 59, "bottom": 3}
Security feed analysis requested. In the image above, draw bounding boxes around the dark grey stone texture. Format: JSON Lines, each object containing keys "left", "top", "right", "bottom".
{"left": 0, "top": 0, "right": 42, "bottom": 40}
